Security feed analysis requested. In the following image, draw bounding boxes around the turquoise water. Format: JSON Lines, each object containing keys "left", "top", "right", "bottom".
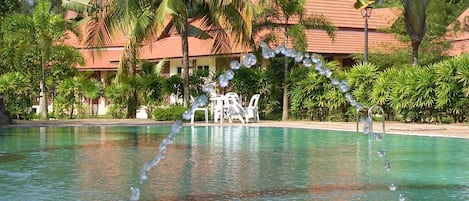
{"left": 0, "top": 126, "right": 468, "bottom": 200}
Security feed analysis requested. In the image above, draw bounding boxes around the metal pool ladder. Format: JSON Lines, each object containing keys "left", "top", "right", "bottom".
{"left": 356, "top": 105, "right": 386, "bottom": 134}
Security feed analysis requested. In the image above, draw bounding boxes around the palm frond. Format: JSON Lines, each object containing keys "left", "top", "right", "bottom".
{"left": 62, "top": 0, "right": 92, "bottom": 14}
{"left": 354, "top": 0, "right": 375, "bottom": 9}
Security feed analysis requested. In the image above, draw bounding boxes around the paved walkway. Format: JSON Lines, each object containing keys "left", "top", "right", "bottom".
{"left": 5, "top": 119, "right": 469, "bottom": 139}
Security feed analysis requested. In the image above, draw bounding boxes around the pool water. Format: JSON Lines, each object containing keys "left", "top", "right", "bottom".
{"left": 0, "top": 126, "right": 468, "bottom": 200}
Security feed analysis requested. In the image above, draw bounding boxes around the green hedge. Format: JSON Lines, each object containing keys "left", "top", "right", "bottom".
{"left": 152, "top": 106, "right": 208, "bottom": 121}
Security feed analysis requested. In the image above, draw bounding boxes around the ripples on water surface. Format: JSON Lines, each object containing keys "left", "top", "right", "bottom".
{"left": 0, "top": 126, "right": 468, "bottom": 200}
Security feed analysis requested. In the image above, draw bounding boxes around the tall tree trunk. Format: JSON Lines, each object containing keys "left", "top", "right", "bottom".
{"left": 411, "top": 41, "right": 420, "bottom": 66}
{"left": 282, "top": 55, "right": 289, "bottom": 121}
{"left": 182, "top": 23, "right": 190, "bottom": 107}
{"left": 127, "top": 47, "right": 138, "bottom": 118}
{"left": 282, "top": 33, "right": 289, "bottom": 121}
{"left": 127, "top": 90, "right": 138, "bottom": 118}
{"left": 89, "top": 99, "right": 92, "bottom": 117}
{"left": 39, "top": 50, "right": 48, "bottom": 120}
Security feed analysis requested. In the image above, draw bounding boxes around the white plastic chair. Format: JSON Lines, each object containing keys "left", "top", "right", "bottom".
{"left": 190, "top": 96, "right": 208, "bottom": 124}
{"left": 224, "top": 93, "right": 245, "bottom": 123}
{"left": 245, "top": 94, "right": 260, "bottom": 123}
{"left": 210, "top": 95, "right": 225, "bottom": 123}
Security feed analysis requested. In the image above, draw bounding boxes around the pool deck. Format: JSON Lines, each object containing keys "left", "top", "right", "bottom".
{"left": 5, "top": 119, "right": 469, "bottom": 139}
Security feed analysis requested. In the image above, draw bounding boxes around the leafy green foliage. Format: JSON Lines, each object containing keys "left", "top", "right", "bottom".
{"left": 0, "top": 72, "right": 33, "bottom": 119}
{"left": 164, "top": 75, "right": 184, "bottom": 101}
{"left": 152, "top": 106, "right": 186, "bottom": 121}
{"left": 346, "top": 62, "right": 378, "bottom": 106}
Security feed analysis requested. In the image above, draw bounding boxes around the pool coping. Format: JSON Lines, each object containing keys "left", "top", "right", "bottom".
{"left": 3, "top": 119, "right": 469, "bottom": 139}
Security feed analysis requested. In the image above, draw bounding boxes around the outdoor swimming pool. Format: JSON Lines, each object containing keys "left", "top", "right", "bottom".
{"left": 0, "top": 125, "right": 468, "bottom": 200}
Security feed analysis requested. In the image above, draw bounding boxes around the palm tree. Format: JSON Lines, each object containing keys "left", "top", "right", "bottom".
{"left": 80, "top": 77, "right": 103, "bottom": 117}
{"left": 63, "top": 0, "right": 256, "bottom": 109}
{"left": 254, "top": 0, "right": 336, "bottom": 121}
{"left": 402, "top": 0, "right": 430, "bottom": 66}
{"left": 354, "top": 0, "right": 430, "bottom": 66}
{"left": 3, "top": 0, "right": 80, "bottom": 120}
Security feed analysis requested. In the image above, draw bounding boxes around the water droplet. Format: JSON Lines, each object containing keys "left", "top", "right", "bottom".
{"left": 345, "top": 93, "right": 353, "bottom": 102}
{"left": 202, "top": 83, "right": 216, "bottom": 93}
{"left": 312, "top": 57, "right": 320, "bottom": 63}
{"left": 355, "top": 103, "right": 363, "bottom": 110}
{"left": 315, "top": 60, "right": 323, "bottom": 68}
{"left": 364, "top": 122, "right": 370, "bottom": 134}
{"left": 130, "top": 187, "right": 140, "bottom": 201}
{"left": 289, "top": 49, "right": 297, "bottom": 58}
{"left": 197, "top": 95, "right": 208, "bottom": 106}
{"left": 304, "top": 53, "right": 310, "bottom": 58}
{"left": 230, "top": 60, "right": 241, "bottom": 70}
{"left": 268, "top": 50, "right": 275, "bottom": 58}
{"left": 378, "top": 149, "right": 386, "bottom": 157}
{"left": 388, "top": 182, "right": 397, "bottom": 191}
{"left": 295, "top": 52, "right": 304, "bottom": 63}
{"left": 339, "top": 80, "right": 349, "bottom": 93}
{"left": 225, "top": 70, "right": 234, "bottom": 80}
{"left": 182, "top": 110, "right": 192, "bottom": 120}
{"left": 303, "top": 58, "right": 312, "bottom": 67}
{"left": 219, "top": 74, "right": 229, "bottom": 87}
{"left": 219, "top": 79, "right": 229, "bottom": 88}
{"left": 317, "top": 67, "right": 325, "bottom": 75}
{"left": 399, "top": 194, "right": 405, "bottom": 201}
{"left": 364, "top": 117, "right": 372, "bottom": 134}
{"left": 262, "top": 47, "right": 271, "bottom": 59}
{"left": 242, "top": 53, "right": 257, "bottom": 68}
{"left": 280, "top": 46, "right": 288, "bottom": 55}
{"left": 325, "top": 69, "right": 332, "bottom": 78}
{"left": 274, "top": 46, "right": 280, "bottom": 54}
{"left": 385, "top": 160, "right": 391, "bottom": 171}
{"left": 171, "top": 121, "right": 182, "bottom": 134}
{"left": 331, "top": 78, "right": 339, "bottom": 86}
{"left": 375, "top": 133, "right": 383, "bottom": 141}
{"left": 259, "top": 41, "right": 268, "bottom": 48}
{"left": 262, "top": 52, "right": 270, "bottom": 59}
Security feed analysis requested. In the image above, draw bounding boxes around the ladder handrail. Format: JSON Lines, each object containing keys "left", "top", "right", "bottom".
{"left": 356, "top": 105, "right": 386, "bottom": 134}
{"left": 367, "top": 105, "right": 385, "bottom": 135}
{"left": 356, "top": 107, "right": 366, "bottom": 133}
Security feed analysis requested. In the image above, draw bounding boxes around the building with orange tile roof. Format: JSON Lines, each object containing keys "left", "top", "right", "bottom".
{"left": 447, "top": 8, "right": 469, "bottom": 56}
{"left": 63, "top": 0, "right": 404, "bottom": 115}
{"left": 65, "top": 0, "right": 403, "bottom": 71}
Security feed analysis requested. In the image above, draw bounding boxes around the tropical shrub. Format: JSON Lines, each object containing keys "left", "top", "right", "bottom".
{"left": 54, "top": 77, "right": 81, "bottom": 119}
{"left": 164, "top": 75, "right": 184, "bottom": 104}
{"left": 0, "top": 72, "right": 33, "bottom": 119}
{"left": 434, "top": 54, "right": 469, "bottom": 122}
{"left": 104, "top": 81, "right": 130, "bottom": 118}
{"left": 290, "top": 61, "right": 349, "bottom": 121}
{"left": 370, "top": 68, "right": 399, "bottom": 120}
{"left": 230, "top": 67, "right": 274, "bottom": 115}
{"left": 390, "top": 66, "right": 437, "bottom": 122}
{"left": 346, "top": 62, "right": 378, "bottom": 106}
{"left": 152, "top": 106, "right": 186, "bottom": 121}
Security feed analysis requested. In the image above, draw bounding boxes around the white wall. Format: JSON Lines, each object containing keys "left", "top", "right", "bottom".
{"left": 169, "top": 57, "right": 216, "bottom": 76}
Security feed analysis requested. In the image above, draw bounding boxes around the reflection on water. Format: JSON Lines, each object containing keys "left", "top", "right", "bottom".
{"left": 0, "top": 126, "right": 468, "bottom": 200}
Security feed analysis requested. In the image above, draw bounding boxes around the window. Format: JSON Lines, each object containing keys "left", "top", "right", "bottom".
{"left": 197, "top": 65, "right": 209, "bottom": 71}
{"left": 177, "top": 67, "right": 183, "bottom": 75}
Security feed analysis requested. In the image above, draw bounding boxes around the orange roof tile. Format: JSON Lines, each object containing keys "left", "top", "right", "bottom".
{"left": 136, "top": 36, "right": 251, "bottom": 61}
{"left": 306, "top": 29, "right": 405, "bottom": 54}
{"left": 305, "top": 0, "right": 400, "bottom": 29}
{"left": 446, "top": 8, "right": 469, "bottom": 55}
{"left": 75, "top": 48, "right": 122, "bottom": 70}
{"left": 64, "top": 0, "right": 403, "bottom": 69}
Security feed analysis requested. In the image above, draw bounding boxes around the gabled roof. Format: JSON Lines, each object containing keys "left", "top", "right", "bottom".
{"left": 305, "top": 0, "right": 401, "bottom": 30}
{"left": 64, "top": 0, "right": 404, "bottom": 70}
{"left": 446, "top": 8, "right": 469, "bottom": 56}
